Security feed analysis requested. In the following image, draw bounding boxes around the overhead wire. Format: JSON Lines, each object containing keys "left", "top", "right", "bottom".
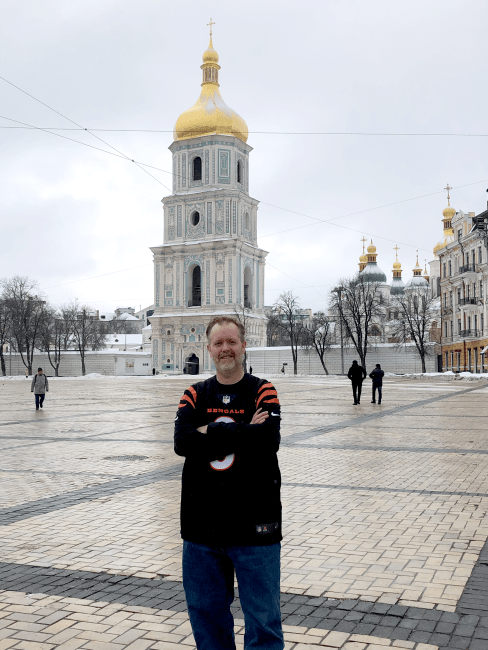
{"left": 0, "top": 75, "right": 171, "bottom": 192}
{"left": 2, "top": 124, "right": 488, "bottom": 137}
{"left": 5, "top": 112, "right": 486, "bottom": 257}
{"left": 2, "top": 75, "right": 486, "bottom": 300}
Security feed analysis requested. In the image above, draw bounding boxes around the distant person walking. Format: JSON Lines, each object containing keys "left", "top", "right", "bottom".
{"left": 369, "top": 364, "right": 384, "bottom": 404}
{"left": 25, "top": 368, "right": 29, "bottom": 379}
{"left": 31, "top": 368, "right": 49, "bottom": 410}
{"left": 347, "top": 360, "right": 366, "bottom": 405}
{"left": 249, "top": 365, "right": 253, "bottom": 374}
{"left": 281, "top": 364, "right": 285, "bottom": 374}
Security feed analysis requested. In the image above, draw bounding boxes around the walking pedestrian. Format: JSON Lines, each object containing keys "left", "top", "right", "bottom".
{"left": 249, "top": 365, "right": 253, "bottom": 374}
{"left": 369, "top": 363, "right": 384, "bottom": 404}
{"left": 24, "top": 368, "right": 29, "bottom": 379}
{"left": 281, "top": 364, "right": 285, "bottom": 374}
{"left": 175, "top": 315, "right": 284, "bottom": 650}
{"left": 347, "top": 360, "right": 366, "bottom": 405}
{"left": 31, "top": 368, "right": 49, "bottom": 410}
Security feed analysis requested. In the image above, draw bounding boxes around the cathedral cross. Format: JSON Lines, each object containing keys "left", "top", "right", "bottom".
{"left": 393, "top": 244, "right": 399, "bottom": 261}
{"left": 207, "top": 18, "right": 215, "bottom": 36}
{"left": 444, "top": 183, "right": 452, "bottom": 205}
{"left": 360, "top": 236, "right": 367, "bottom": 253}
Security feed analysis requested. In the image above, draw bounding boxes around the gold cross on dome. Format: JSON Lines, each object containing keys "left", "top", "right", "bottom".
{"left": 360, "top": 236, "right": 367, "bottom": 253}
{"left": 444, "top": 183, "right": 452, "bottom": 205}
{"left": 207, "top": 18, "right": 215, "bottom": 36}
{"left": 393, "top": 244, "right": 400, "bottom": 261}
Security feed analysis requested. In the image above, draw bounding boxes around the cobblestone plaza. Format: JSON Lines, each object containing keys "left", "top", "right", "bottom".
{"left": 1, "top": 374, "right": 487, "bottom": 650}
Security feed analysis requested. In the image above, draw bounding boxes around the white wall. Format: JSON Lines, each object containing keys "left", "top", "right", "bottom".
{"left": 246, "top": 344, "right": 438, "bottom": 375}
{"left": 3, "top": 352, "right": 152, "bottom": 377}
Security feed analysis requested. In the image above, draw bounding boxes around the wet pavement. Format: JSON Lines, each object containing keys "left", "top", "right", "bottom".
{"left": 1, "top": 373, "right": 487, "bottom": 649}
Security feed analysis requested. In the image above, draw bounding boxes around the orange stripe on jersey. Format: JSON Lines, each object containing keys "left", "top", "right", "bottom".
{"left": 188, "top": 386, "right": 197, "bottom": 403}
{"left": 257, "top": 382, "right": 274, "bottom": 394}
{"left": 263, "top": 397, "right": 280, "bottom": 405}
{"left": 256, "top": 390, "right": 279, "bottom": 408}
{"left": 179, "top": 394, "right": 195, "bottom": 409}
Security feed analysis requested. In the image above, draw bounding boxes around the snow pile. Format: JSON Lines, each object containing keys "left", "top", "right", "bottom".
{"left": 401, "top": 371, "right": 488, "bottom": 381}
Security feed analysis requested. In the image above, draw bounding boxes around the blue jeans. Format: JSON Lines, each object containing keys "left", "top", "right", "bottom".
{"left": 183, "top": 541, "right": 284, "bottom": 650}
{"left": 35, "top": 394, "right": 45, "bottom": 408}
{"left": 372, "top": 386, "right": 382, "bottom": 403}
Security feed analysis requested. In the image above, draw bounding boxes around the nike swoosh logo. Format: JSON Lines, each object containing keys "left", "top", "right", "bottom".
{"left": 271, "top": 413, "right": 280, "bottom": 417}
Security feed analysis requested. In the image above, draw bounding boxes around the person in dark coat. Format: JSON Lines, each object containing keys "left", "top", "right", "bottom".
{"left": 31, "top": 367, "right": 49, "bottom": 410}
{"left": 369, "top": 363, "right": 385, "bottom": 404}
{"left": 347, "top": 360, "right": 366, "bottom": 405}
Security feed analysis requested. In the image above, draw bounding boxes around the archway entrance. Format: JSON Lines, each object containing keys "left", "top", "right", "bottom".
{"left": 185, "top": 353, "right": 200, "bottom": 375}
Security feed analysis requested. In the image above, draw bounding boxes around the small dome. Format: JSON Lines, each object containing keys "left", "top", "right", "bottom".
{"left": 405, "top": 275, "right": 429, "bottom": 288}
{"left": 360, "top": 262, "right": 387, "bottom": 283}
{"left": 202, "top": 37, "right": 219, "bottom": 64}
{"left": 393, "top": 260, "right": 401, "bottom": 270}
{"left": 367, "top": 241, "right": 376, "bottom": 254}
{"left": 359, "top": 254, "right": 367, "bottom": 263}
{"left": 443, "top": 205, "right": 456, "bottom": 220}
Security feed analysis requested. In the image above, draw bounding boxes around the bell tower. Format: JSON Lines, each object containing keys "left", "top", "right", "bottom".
{"left": 149, "top": 27, "right": 268, "bottom": 374}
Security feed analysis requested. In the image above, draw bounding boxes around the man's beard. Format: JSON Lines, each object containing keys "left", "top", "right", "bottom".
{"left": 214, "top": 351, "right": 244, "bottom": 374}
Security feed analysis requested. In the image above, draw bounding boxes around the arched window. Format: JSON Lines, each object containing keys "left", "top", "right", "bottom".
{"left": 369, "top": 324, "right": 381, "bottom": 337}
{"left": 244, "top": 266, "right": 252, "bottom": 309}
{"left": 244, "top": 212, "right": 250, "bottom": 231}
{"left": 190, "top": 211, "right": 200, "bottom": 226}
{"left": 192, "top": 156, "right": 202, "bottom": 181}
{"left": 166, "top": 330, "right": 171, "bottom": 335}
{"left": 188, "top": 265, "right": 201, "bottom": 307}
{"left": 237, "top": 160, "right": 242, "bottom": 184}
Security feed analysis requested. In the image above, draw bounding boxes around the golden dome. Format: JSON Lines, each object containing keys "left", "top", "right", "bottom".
{"left": 173, "top": 36, "right": 248, "bottom": 143}
{"left": 202, "top": 35, "right": 219, "bottom": 64}
{"left": 443, "top": 205, "right": 456, "bottom": 220}
{"left": 367, "top": 240, "right": 376, "bottom": 254}
{"left": 359, "top": 254, "right": 367, "bottom": 263}
{"left": 393, "top": 260, "right": 401, "bottom": 270}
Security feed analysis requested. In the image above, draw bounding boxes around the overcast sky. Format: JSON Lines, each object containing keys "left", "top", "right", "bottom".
{"left": 1, "top": 0, "right": 487, "bottom": 313}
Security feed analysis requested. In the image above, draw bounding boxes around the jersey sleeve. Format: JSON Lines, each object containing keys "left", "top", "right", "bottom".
{"left": 174, "top": 384, "right": 236, "bottom": 461}
{"left": 206, "top": 379, "right": 281, "bottom": 455}
{"left": 255, "top": 381, "right": 280, "bottom": 411}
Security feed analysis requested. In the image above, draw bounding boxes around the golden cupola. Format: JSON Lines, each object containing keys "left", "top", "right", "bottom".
{"left": 173, "top": 33, "right": 248, "bottom": 143}
{"left": 433, "top": 184, "right": 455, "bottom": 256}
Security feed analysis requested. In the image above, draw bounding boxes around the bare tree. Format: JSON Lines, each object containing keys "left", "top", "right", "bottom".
{"left": 330, "top": 275, "right": 385, "bottom": 371}
{"left": 67, "top": 303, "right": 108, "bottom": 375}
{"left": 0, "top": 276, "right": 47, "bottom": 374}
{"left": 302, "top": 311, "right": 333, "bottom": 375}
{"left": 390, "top": 285, "right": 440, "bottom": 373}
{"left": 0, "top": 299, "right": 11, "bottom": 377}
{"left": 39, "top": 307, "right": 73, "bottom": 377}
{"left": 265, "top": 308, "right": 285, "bottom": 347}
{"left": 274, "top": 291, "right": 307, "bottom": 375}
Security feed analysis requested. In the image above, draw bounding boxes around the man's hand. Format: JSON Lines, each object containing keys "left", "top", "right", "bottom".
{"left": 197, "top": 425, "right": 208, "bottom": 434}
{"left": 250, "top": 407, "right": 269, "bottom": 425}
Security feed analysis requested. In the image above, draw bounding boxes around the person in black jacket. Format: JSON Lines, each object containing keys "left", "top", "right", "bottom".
{"left": 347, "top": 360, "right": 366, "bottom": 405}
{"left": 174, "top": 316, "right": 284, "bottom": 650}
{"left": 369, "top": 363, "right": 385, "bottom": 404}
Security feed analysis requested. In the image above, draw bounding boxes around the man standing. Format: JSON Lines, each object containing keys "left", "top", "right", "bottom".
{"left": 369, "top": 363, "right": 385, "bottom": 404}
{"left": 31, "top": 367, "right": 49, "bottom": 410}
{"left": 347, "top": 360, "right": 366, "bottom": 405}
{"left": 175, "top": 316, "right": 284, "bottom": 650}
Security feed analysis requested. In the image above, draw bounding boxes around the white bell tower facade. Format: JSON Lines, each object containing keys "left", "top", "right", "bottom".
{"left": 149, "top": 32, "right": 267, "bottom": 374}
